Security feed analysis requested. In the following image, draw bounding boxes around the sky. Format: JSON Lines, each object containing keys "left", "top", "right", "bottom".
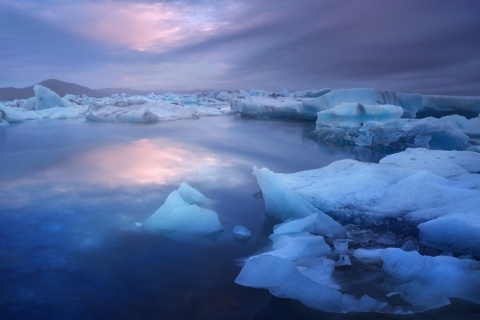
{"left": 1, "top": 0, "right": 480, "bottom": 94}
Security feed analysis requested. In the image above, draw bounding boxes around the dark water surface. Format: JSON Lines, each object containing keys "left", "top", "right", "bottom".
{"left": 1, "top": 116, "right": 478, "bottom": 319}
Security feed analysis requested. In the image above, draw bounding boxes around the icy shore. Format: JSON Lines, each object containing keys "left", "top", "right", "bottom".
{"left": 236, "top": 148, "right": 480, "bottom": 314}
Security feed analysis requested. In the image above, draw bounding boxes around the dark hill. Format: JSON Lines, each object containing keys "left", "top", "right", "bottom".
{"left": 0, "top": 79, "right": 190, "bottom": 101}
{"left": 38, "top": 79, "right": 105, "bottom": 98}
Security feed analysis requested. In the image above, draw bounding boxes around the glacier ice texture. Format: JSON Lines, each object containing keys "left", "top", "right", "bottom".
{"left": 144, "top": 182, "right": 223, "bottom": 240}
{"left": 313, "top": 116, "right": 476, "bottom": 151}
{"left": 316, "top": 102, "right": 404, "bottom": 128}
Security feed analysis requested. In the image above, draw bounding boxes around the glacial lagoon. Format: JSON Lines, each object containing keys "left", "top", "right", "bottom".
{"left": 1, "top": 116, "right": 479, "bottom": 319}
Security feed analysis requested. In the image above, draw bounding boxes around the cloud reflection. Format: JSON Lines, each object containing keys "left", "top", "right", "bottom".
{"left": 49, "top": 138, "right": 235, "bottom": 186}
{"left": 0, "top": 136, "right": 252, "bottom": 211}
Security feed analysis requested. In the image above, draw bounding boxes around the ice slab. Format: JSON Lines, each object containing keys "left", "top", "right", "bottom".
{"left": 33, "top": 85, "right": 73, "bottom": 110}
{"left": 316, "top": 102, "right": 403, "bottom": 128}
{"left": 144, "top": 183, "right": 223, "bottom": 240}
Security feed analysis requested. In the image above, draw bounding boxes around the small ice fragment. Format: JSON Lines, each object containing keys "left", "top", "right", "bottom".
{"left": 135, "top": 222, "right": 143, "bottom": 227}
{"left": 233, "top": 225, "right": 252, "bottom": 243}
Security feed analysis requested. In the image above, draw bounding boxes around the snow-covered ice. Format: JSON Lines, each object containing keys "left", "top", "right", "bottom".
{"left": 144, "top": 183, "right": 223, "bottom": 240}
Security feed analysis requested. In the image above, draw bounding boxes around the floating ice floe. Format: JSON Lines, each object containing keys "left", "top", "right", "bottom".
{"left": 144, "top": 182, "right": 223, "bottom": 240}
{"left": 236, "top": 148, "right": 480, "bottom": 313}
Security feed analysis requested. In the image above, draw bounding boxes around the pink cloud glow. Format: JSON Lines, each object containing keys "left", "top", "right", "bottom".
{"left": 35, "top": 1, "right": 233, "bottom": 52}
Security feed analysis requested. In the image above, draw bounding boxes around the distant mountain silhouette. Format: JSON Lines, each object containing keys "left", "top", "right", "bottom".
{"left": 0, "top": 79, "right": 174, "bottom": 101}
{"left": 38, "top": 79, "right": 104, "bottom": 97}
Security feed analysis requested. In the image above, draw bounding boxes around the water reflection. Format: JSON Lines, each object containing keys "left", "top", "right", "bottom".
{"left": 0, "top": 117, "right": 406, "bottom": 319}
{"left": 55, "top": 138, "right": 234, "bottom": 186}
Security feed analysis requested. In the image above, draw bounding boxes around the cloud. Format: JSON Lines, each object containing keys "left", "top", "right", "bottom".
{"left": 1, "top": 0, "right": 480, "bottom": 94}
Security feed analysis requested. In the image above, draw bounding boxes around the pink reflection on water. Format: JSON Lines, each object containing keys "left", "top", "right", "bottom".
{"left": 66, "top": 138, "right": 229, "bottom": 186}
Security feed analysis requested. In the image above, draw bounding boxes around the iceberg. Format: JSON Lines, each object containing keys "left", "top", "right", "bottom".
{"left": 231, "top": 88, "right": 480, "bottom": 121}
{"left": 86, "top": 101, "right": 189, "bottom": 123}
{"left": 420, "top": 95, "right": 480, "bottom": 118}
{"left": 294, "top": 89, "right": 331, "bottom": 98}
{"left": 144, "top": 183, "right": 223, "bottom": 240}
{"left": 230, "top": 95, "right": 303, "bottom": 119}
{"left": 314, "top": 116, "right": 473, "bottom": 151}
{"left": 316, "top": 102, "right": 403, "bottom": 128}
{"left": 32, "top": 85, "right": 73, "bottom": 110}
{"left": 303, "top": 88, "right": 422, "bottom": 118}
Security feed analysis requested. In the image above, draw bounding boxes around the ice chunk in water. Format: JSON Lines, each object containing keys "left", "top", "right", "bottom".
{"left": 316, "top": 102, "right": 403, "bottom": 128}
{"left": 232, "top": 225, "right": 252, "bottom": 243}
{"left": 380, "top": 248, "right": 480, "bottom": 310}
{"left": 144, "top": 183, "right": 223, "bottom": 239}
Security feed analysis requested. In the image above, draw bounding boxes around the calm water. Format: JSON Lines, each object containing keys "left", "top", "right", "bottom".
{"left": 0, "top": 116, "right": 478, "bottom": 319}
